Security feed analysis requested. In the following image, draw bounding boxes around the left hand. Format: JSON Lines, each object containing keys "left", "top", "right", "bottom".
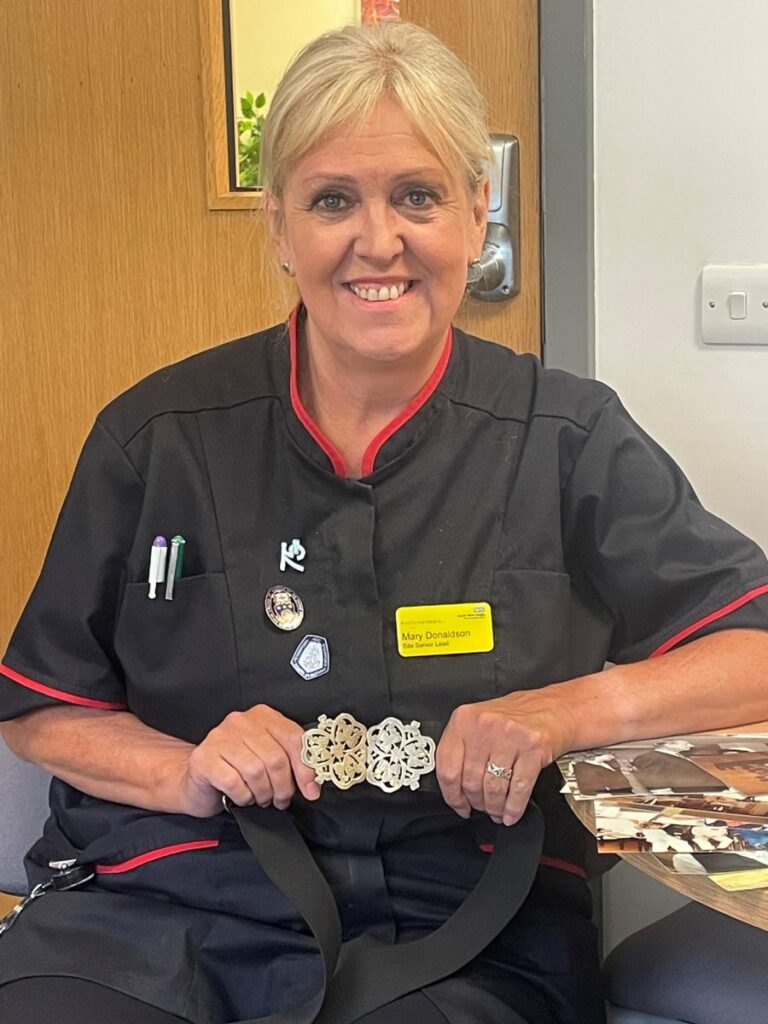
{"left": 435, "top": 689, "right": 578, "bottom": 826}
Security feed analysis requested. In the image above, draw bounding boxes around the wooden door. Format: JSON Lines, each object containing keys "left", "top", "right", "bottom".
{"left": 0, "top": 0, "right": 539, "bottom": 651}
{"left": 402, "top": 0, "right": 540, "bottom": 352}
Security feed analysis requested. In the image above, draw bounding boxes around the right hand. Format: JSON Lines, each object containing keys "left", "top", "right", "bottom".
{"left": 176, "top": 704, "right": 321, "bottom": 817}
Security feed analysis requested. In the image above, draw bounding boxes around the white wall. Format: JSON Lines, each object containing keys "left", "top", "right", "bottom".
{"left": 592, "top": 0, "right": 768, "bottom": 951}
{"left": 593, "top": 0, "right": 768, "bottom": 555}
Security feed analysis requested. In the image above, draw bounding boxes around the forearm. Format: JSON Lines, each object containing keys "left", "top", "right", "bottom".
{"left": 0, "top": 706, "right": 194, "bottom": 813}
{"left": 557, "top": 628, "right": 768, "bottom": 752}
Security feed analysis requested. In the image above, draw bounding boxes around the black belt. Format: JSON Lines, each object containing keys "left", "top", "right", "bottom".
{"left": 227, "top": 797, "right": 544, "bottom": 1024}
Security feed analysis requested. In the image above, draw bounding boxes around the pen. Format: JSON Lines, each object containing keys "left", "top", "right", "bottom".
{"left": 148, "top": 536, "right": 168, "bottom": 599}
{"left": 164, "top": 535, "right": 186, "bottom": 600}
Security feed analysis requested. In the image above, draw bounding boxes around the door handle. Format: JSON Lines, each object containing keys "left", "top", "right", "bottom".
{"left": 468, "top": 134, "right": 520, "bottom": 302}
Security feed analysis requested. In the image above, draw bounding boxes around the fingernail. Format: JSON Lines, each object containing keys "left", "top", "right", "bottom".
{"left": 502, "top": 814, "right": 515, "bottom": 826}
{"left": 274, "top": 800, "right": 289, "bottom": 811}
{"left": 457, "top": 808, "right": 471, "bottom": 819}
{"left": 490, "top": 816, "right": 502, "bottom": 824}
{"left": 307, "top": 783, "right": 320, "bottom": 800}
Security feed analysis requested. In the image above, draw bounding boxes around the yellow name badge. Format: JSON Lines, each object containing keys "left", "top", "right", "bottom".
{"left": 396, "top": 602, "right": 494, "bottom": 657}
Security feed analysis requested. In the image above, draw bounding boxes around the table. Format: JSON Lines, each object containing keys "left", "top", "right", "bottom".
{"left": 568, "top": 722, "right": 768, "bottom": 929}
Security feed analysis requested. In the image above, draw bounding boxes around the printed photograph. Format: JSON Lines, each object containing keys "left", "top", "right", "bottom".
{"left": 558, "top": 734, "right": 768, "bottom": 800}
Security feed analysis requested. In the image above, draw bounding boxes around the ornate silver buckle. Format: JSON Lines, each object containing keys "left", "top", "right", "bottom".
{"left": 301, "top": 713, "right": 436, "bottom": 793}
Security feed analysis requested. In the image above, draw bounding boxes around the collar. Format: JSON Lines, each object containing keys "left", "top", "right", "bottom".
{"left": 286, "top": 305, "right": 454, "bottom": 479}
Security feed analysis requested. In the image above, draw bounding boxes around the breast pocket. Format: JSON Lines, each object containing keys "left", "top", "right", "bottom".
{"left": 491, "top": 569, "right": 573, "bottom": 694}
{"left": 114, "top": 573, "right": 240, "bottom": 741}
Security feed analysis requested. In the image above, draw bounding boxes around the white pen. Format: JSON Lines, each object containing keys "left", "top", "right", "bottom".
{"left": 148, "top": 536, "right": 168, "bottom": 599}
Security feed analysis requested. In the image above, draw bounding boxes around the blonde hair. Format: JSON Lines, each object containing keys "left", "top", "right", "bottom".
{"left": 261, "top": 23, "right": 491, "bottom": 197}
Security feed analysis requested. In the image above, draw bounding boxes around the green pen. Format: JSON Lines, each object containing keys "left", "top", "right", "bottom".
{"left": 164, "top": 535, "right": 186, "bottom": 600}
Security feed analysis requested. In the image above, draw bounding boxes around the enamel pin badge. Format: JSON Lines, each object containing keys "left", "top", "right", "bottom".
{"left": 290, "top": 635, "right": 330, "bottom": 680}
{"left": 264, "top": 586, "right": 304, "bottom": 631}
{"left": 280, "top": 538, "right": 306, "bottom": 573}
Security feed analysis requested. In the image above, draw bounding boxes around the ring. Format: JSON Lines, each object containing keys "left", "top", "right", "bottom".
{"left": 486, "top": 761, "right": 513, "bottom": 779}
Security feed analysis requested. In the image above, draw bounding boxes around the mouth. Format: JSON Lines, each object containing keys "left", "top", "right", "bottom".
{"left": 345, "top": 280, "right": 414, "bottom": 303}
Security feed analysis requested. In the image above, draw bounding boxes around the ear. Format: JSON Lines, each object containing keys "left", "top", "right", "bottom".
{"left": 469, "top": 177, "right": 490, "bottom": 260}
{"left": 265, "top": 189, "right": 291, "bottom": 264}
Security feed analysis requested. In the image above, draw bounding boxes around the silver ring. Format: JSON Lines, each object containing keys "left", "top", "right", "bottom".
{"left": 486, "top": 761, "right": 513, "bottom": 779}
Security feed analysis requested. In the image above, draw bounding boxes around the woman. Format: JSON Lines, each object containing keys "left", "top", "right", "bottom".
{"left": 1, "top": 22, "right": 768, "bottom": 1024}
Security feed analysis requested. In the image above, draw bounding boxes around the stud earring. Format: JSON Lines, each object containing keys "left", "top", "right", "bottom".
{"left": 466, "top": 258, "right": 483, "bottom": 288}
{"left": 281, "top": 261, "right": 295, "bottom": 277}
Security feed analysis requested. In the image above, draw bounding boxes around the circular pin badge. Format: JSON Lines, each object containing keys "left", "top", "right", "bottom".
{"left": 264, "top": 585, "right": 304, "bottom": 631}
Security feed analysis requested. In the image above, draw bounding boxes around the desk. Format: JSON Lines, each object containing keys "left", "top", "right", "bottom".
{"left": 569, "top": 722, "right": 768, "bottom": 930}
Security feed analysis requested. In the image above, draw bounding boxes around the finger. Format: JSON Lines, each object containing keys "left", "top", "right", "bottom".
{"left": 436, "top": 730, "right": 471, "bottom": 818}
{"left": 273, "top": 721, "right": 322, "bottom": 802}
{"left": 195, "top": 755, "right": 259, "bottom": 808}
{"left": 242, "top": 734, "right": 294, "bottom": 809}
{"left": 459, "top": 750, "right": 490, "bottom": 814}
{"left": 482, "top": 756, "right": 514, "bottom": 820}
{"left": 501, "top": 754, "right": 540, "bottom": 826}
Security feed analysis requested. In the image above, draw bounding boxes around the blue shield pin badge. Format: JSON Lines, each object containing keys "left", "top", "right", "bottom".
{"left": 291, "top": 635, "right": 330, "bottom": 680}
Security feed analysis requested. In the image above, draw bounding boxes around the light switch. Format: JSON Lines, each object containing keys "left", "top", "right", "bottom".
{"left": 728, "top": 291, "right": 747, "bottom": 319}
{"left": 701, "top": 265, "right": 768, "bottom": 345}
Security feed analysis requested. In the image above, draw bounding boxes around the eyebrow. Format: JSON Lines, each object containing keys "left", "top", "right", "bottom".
{"left": 299, "top": 168, "right": 450, "bottom": 188}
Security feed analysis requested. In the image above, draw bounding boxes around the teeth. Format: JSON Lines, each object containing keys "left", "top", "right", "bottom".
{"left": 350, "top": 282, "right": 411, "bottom": 302}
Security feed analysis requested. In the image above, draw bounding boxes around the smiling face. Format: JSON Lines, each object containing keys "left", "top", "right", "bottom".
{"left": 268, "top": 99, "right": 488, "bottom": 371}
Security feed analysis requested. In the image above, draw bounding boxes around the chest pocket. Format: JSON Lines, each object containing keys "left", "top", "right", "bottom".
{"left": 114, "top": 573, "right": 240, "bottom": 742}
{"left": 491, "top": 569, "right": 573, "bottom": 693}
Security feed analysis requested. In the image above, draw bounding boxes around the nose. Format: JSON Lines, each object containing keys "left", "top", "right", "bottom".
{"left": 352, "top": 200, "right": 404, "bottom": 264}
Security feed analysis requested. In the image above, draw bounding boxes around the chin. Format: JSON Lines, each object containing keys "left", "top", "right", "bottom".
{"left": 351, "top": 325, "right": 438, "bottom": 365}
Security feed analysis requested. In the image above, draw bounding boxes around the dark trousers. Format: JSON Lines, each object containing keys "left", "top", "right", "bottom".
{"left": 0, "top": 977, "right": 532, "bottom": 1024}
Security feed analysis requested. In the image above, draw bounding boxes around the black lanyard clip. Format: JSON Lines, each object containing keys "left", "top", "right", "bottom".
{"left": 0, "top": 862, "right": 94, "bottom": 938}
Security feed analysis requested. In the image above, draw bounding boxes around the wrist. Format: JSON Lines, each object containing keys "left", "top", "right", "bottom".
{"left": 152, "top": 743, "right": 197, "bottom": 814}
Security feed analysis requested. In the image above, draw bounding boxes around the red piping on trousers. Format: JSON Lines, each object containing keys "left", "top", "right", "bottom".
{"left": 95, "top": 840, "right": 221, "bottom": 874}
{"left": 478, "top": 845, "right": 588, "bottom": 880}
{"left": 287, "top": 305, "right": 452, "bottom": 477}
{"left": 649, "top": 582, "right": 768, "bottom": 658}
{"left": 0, "top": 663, "right": 128, "bottom": 711}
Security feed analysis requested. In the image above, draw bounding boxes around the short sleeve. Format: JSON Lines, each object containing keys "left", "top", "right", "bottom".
{"left": 0, "top": 419, "right": 145, "bottom": 718}
{"left": 563, "top": 395, "right": 768, "bottom": 663}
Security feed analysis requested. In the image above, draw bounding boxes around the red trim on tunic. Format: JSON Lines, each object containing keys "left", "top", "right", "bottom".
{"left": 288, "top": 307, "right": 347, "bottom": 476}
{"left": 0, "top": 663, "right": 128, "bottom": 711}
{"left": 95, "top": 839, "right": 221, "bottom": 874}
{"left": 287, "top": 305, "right": 452, "bottom": 478}
{"left": 649, "top": 582, "right": 768, "bottom": 658}
{"left": 359, "top": 329, "right": 453, "bottom": 477}
{"left": 478, "top": 844, "right": 588, "bottom": 880}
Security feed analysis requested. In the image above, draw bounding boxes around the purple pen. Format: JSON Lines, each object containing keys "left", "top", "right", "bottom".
{"left": 148, "top": 535, "right": 168, "bottom": 599}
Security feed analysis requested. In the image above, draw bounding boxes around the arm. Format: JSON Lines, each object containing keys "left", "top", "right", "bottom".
{"left": 0, "top": 703, "right": 320, "bottom": 818}
{"left": 559, "top": 627, "right": 768, "bottom": 750}
{"left": 436, "top": 627, "right": 768, "bottom": 827}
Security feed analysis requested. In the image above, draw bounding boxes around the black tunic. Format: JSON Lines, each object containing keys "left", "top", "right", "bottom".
{"left": 2, "top": 313, "right": 767, "bottom": 1023}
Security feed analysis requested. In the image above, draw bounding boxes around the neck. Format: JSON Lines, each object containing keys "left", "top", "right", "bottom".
{"left": 295, "top": 315, "right": 449, "bottom": 478}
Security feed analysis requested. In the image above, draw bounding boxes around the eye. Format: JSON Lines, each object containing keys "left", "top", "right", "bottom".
{"left": 311, "top": 192, "right": 349, "bottom": 213}
{"left": 406, "top": 189, "right": 432, "bottom": 207}
{"left": 397, "top": 186, "right": 440, "bottom": 212}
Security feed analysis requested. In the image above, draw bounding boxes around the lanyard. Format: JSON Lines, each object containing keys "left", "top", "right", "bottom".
{"left": 0, "top": 864, "right": 94, "bottom": 938}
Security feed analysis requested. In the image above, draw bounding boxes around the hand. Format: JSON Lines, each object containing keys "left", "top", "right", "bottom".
{"left": 176, "top": 704, "right": 321, "bottom": 817}
{"left": 435, "top": 689, "right": 577, "bottom": 827}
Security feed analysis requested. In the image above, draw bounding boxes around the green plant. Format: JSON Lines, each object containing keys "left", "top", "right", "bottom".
{"left": 237, "top": 90, "right": 267, "bottom": 187}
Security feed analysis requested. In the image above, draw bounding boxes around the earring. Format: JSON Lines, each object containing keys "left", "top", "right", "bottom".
{"left": 281, "top": 261, "right": 295, "bottom": 277}
{"left": 466, "top": 258, "right": 483, "bottom": 288}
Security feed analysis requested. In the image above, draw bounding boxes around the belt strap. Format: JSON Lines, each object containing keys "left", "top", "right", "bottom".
{"left": 228, "top": 800, "right": 544, "bottom": 1024}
